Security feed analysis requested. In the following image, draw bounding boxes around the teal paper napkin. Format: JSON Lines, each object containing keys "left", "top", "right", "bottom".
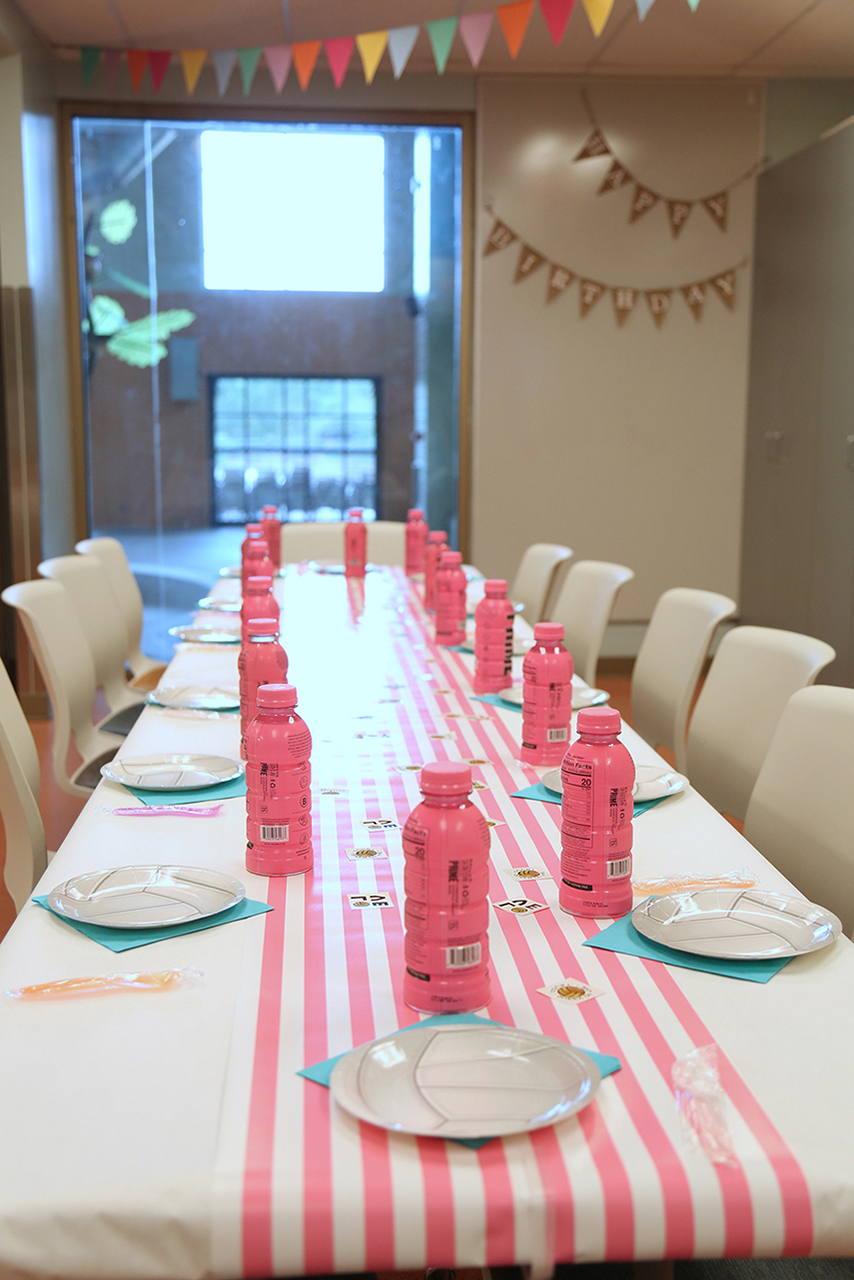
{"left": 583, "top": 910, "right": 793, "bottom": 983}
{"left": 125, "top": 775, "right": 248, "bottom": 807}
{"left": 511, "top": 782, "right": 664, "bottom": 817}
{"left": 33, "top": 895, "right": 272, "bottom": 952}
{"left": 473, "top": 693, "right": 520, "bottom": 712}
{"left": 300, "top": 1012, "right": 621, "bottom": 1148}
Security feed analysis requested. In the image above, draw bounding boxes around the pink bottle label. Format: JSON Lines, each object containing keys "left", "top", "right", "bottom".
{"left": 239, "top": 639, "right": 289, "bottom": 757}
{"left": 405, "top": 518, "right": 428, "bottom": 575}
{"left": 473, "top": 595, "right": 514, "bottom": 693}
{"left": 245, "top": 712, "right": 313, "bottom": 876}
{"left": 423, "top": 542, "right": 446, "bottom": 612}
{"left": 261, "top": 517, "right": 281, "bottom": 570}
{"left": 519, "top": 644, "right": 574, "bottom": 765}
{"left": 344, "top": 521, "right": 367, "bottom": 577}
{"left": 435, "top": 567, "right": 467, "bottom": 646}
{"left": 240, "top": 590, "right": 279, "bottom": 642}
{"left": 559, "top": 739, "right": 633, "bottom": 918}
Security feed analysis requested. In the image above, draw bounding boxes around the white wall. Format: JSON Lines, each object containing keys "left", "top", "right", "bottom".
{"left": 472, "top": 77, "right": 763, "bottom": 623}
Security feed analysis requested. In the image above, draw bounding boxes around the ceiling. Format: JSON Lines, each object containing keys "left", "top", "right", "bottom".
{"left": 10, "top": 0, "right": 854, "bottom": 79}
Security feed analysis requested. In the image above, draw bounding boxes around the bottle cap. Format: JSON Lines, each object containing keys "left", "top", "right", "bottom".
{"left": 408, "top": 508, "right": 424, "bottom": 520}
{"left": 347, "top": 508, "right": 363, "bottom": 519}
{"left": 247, "top": 618, "right": 279, "bottom": 637}
{"left": 484, "top": 579, "right": 507, "bottom": 596}
{"left": 440, "top": 550, "right": 463, "bottom": 566}
{"left": 576, "top": 707, "right": 622, "bottom": 736}
{"left": 246, "top": 575, "right": 273, "bottom": 591}
{"left": 245, "top": 523, "right": 263, "bottom": 534}
{"left": 429, "top": 530, "right": 447, "bottom": 544}
{"left": 262, "top": 505, "right": 278, "bottom": 515}
{"left": 256, "top": 683, "right": 297, "bottom": 710}
{"left": 420, "top": 761, "right": 472, "bottom": 796}
{"left": 534, "top": 622, "right": 564, "bottom": 643}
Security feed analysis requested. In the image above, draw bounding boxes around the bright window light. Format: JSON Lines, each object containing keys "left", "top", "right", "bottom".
{"left": 201, "top": 131, "right": 385, "bottom": 292}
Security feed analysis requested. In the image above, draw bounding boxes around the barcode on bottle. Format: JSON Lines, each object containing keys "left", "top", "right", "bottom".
{"left": 446, "top": 943, "right": 481, "bottom": 969}
{"left": 547, "top": 727, "right": 568, "bottom": 742}
{"left": 607, "top": 857, "right": 631, "bottom": 879}
{"left": 260, "top": 824, "right": 288, "bottom": 842}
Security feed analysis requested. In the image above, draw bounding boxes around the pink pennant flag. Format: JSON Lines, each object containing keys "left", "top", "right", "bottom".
{"left": 147, "top": 50, "right": 171, "bottom": 92}
{"left": 264, "top": 45, "right": 292, "bottom": 91}
{"left": 459, "top": 11, "right": 493, "bottom": 67}
{"left": 104, "top": 48, "right": 123, "bottom": 87}
{"left": 539, "top": 0, "right": 575, "bottom": 45}
{"left": 325, "top": 36, "right": 354, "bottom": 88}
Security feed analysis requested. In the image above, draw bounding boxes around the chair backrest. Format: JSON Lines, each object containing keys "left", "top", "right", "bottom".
{"left": 509, "top": 543, "right": 573, "bottom": 625}
{"left": 686, "top": 625, "right": 836, "bottom": 822}
{"left": 0, "top": 661, "right": 46, "bottom": 913}
{"left": 74, "top": 536, "right": 151, "bottom": 676}
{"left": 39, "top": 556, "right": 139, "bottom": 715}
{"left": 1, "top": 579, "right": 117, "bottom": 797}
{"left": 547, "top": 560, "right": 634, "bottom": 687}
{"left": 279, "top": 520, "right": 406, "bottom": 567}
{"left": 631, "top": 587, "right": 737, "bottom": 774}
{"left": 744, "top": 686, "right": 854, "bottom": 935}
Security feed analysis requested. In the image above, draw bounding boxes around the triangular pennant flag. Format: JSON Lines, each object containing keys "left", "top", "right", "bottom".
{"left": 612, "top": 287, "right": 637, "bottom": 326}
{"left": 104, "top": 48, "right": 122, "bottom": 86}
{"left": 292, "top": 40, "right": 322, "bottom": 90}
{"left": 148, "top": 50, "right": 171, "bottom": 93}
{"left": 264, "top": 45, "right": 292, "bottom": 91}
{"left": 484, "top": 219, "right": 516, "bottom": 255}
{"left": 514, "top": 245, "right": 546, "bottom": 282}
{"left": 682, "top": 281, "right": 706, "bottom": 320}
{"left": 426, "top": 18, "right": 458, "bottom": 74}
{"left": 547, "top": 264, "right": 575, "bottom": 302}
{"left": 703, "top": 192, "right": 728, "bottom": 231}
{"left": 126, "top": 50, "right": 148, "bottom": 92}
{"left": 667, "top": 200, "right": 693, "bottom": 237}
{"left": 459, "top": 12, "right": 493, "bottom": 68}
{"left": 579, "top": 280, "right": 604, "bottom": 316}
{"left": 213, "top": 49, "right": 237, "bottom": 94}
{"left": 598, "top": 161, "right": 630, "bottom": 194}
{"left": 81, "top": 47, "right": 101, "bottom": 86}
{"left": 574, "top": 129, "right": 610, "bottom": 161}
{"left": 325, "top": 36, "right": 354, "bottom": 88}
{"left": 711, "top": 269, "right": 737, "bottom": 310}
{"left": 356, "top": 31, "right": 388, "bottom": 83}
{"left": 539, "top": 0, "right": 575, "bottom": 45}
{"left": 496, "top": 0, "right": 534, "bottom": 58}
{"left": 635, "top": 0, "right": 656, "bottom": 16}
{"left": 238, "top": 47, "right": 262, "bottom": 93}
{"left": 180, "top": 50, "right": 206, "bottom": 95}
{"left": 645, "top": 290, "right": 672, "bottom": 327}
{"left": 387, "top": 26, "right": 419, "bottom": 78}
{"left": 581, "top": 0, "right": 616, "bottom": 36}
{"left": 686, "top": 0, "right": 701, "bottom": 10}
{"left": 630, "top": 185, "right": 659, "bottom": 222}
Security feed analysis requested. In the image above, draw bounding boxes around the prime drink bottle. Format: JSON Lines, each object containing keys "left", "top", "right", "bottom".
{"left": 403, "top": 762, "right": 491, "bottom": 1013}
{"left": 242, "top": 537, "right": 274, "bottom": 594}
{"left": 245, "top": 683, "right": 312, "bottom": 876}
{"left": 520, "top": 622, "right": 573, "bottom": 765}
{"left": 261, "top": 505, "right": 282, "bottom": 575}
{"left": 423, "top": 530, "right": 448, "bottom": 612}
{"left": 344, "top": 508, "right": 367, "bottom": 578}
{"left": 405, "top": 508, "right": 428, "bottom": 575}
{"left": 473, "top": 578, "right": 514, "bottom": 694}
{"left": 240, "top": 574, "right": 278, "bottom": 643}
{"left": 559, "top": 707, "right": 634, "bottom": 918}
{"left": 238, "top": 618, "right": 289, "bottom": 759}
{"left": 434, "top": 550, "right": 467, "bottom": 647}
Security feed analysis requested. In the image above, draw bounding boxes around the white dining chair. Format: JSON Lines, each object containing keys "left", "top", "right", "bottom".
{"left": 546, "top": 559, "right": 634, "bottom": 688}
{"left": 74, "top": 536, "right": 167, "bottom": 689}
{"left": 509, "top": 543, "right": 573, "bottom": 625}
{"left": 279, "top": 520, "right": 406, "bottom": 566}
{"left": 0, "top": 660, "right": 48, "bottom": 913}
{"left": 631, "top": 587, "right": 737, "bottom": 774}
{"left": 1, "top": 580, "right": 119, "bottom": 797}
{"left": 686, "top": 625, "right": 836, "bottom": 823}
{"left": 39, "top": 556, "right": 146, "bottom": 735}
{"left": 743, "top": 685, "right": 854, "bottom": 936}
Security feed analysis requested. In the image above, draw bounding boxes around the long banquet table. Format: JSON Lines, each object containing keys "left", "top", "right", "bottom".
{"left": 1, "top": 564, "right": 854, "bottom": 1280}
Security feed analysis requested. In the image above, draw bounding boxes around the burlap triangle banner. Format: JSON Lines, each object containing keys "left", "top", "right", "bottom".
{"left": 547, "top": 265, "right": 575, "bottom": 302}
{"left": 574, "top": 129, "right": 610, "bottom": 161}
{"left": 646, "top": 290, "right": 672, "bottom": 327}
{"left": 514, "top": 245, "right": 546, "bottom": 281}
{"left": 579, "top": 280, "right": 605, "bottom": 316}
{"left": 703, "top": 192, "right": 728, "bottom": 231}
{"left": 484, "top": 219, "right": 516, "bottom": 255}
{"left": 630, "top": 186, "right": 659, "bottom": 222}
{"left": 682, "top": 282, "right": 706, "bottom": 320}
{"left": 667, "top": 200, "right": 693, "bottom": 238}
{"left": 612, "top": 287, "right": 637, "bottom": 326}
{"left": 598, "top": 161, "right": 630, "bottom": 194}
{"left": 711, "top": 269, "right": 737, "bottom": 310}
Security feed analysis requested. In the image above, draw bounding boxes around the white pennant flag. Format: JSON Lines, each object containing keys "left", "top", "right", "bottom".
{"left": 213, "top": 50, "right": 237, "bottom": 95}
{"left": 387, "top": 26, "right": 419, "bottom": 78}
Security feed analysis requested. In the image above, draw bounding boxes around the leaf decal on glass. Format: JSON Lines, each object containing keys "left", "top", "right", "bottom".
{"left": 99, "top": 199, "right": 139, "bottom": 245}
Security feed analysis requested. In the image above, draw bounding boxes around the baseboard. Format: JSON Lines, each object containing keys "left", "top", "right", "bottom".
{"left": 598, "top": 656, "right": 635, "bottom": 676}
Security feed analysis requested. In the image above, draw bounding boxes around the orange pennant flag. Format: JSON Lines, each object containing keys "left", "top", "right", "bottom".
{"left": 547, "top": 265, "right": 575, "bottom": 303}
{"left": 682, "top": 282, "right": 706, "bottom": 320}
{"left": 579, "top": 280, "right": 604, "bottom": 316}
{"left": 581, "top": 0, "right": 616, "bottom": 35}
{"left": 292, "top": 40, "right": 321, "bottom": 90}
{"left": 496, "top": 0, "right": 535, "bottom": 58}
{"left": 180, "top": 50, "right": 207, "bottom": 95}
{"left": 356, "top": 31, "right": 388, "bottom": 82}
{"left": 514, "top": 244, "right": 546, "bottom": 281}
{"left": 125, "top": 49, "right": 148, "bottom": 92}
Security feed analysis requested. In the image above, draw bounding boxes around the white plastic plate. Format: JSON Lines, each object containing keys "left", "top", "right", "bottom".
{"left": 101, "top": 753, "right": 243, "bottom": 790}
{"left": 147, "top": 686, "right": 240, "bottom": 711}
{"left": 632, "top": 888, "right": 841, "bottom": 960}
{"left": 330, "top": 1022, "right": 600, "bottom": 1138}
{"left": 169, "top": 625, "right": 240, "bottom": 644}
{"left": 197, "top": 596, "right": 241, "bottom": 613}
{"left": 542, "top": 768, "right": 563, "bottom": 794}
{"left": 632, "top": 765, "right": 686, "bottom": 802}
{"left": 48, "top": 865, "right": 245, "bottom": 929}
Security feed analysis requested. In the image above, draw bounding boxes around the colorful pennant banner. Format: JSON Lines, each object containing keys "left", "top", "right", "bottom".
{"left": 574, "top": 89, "right": 764, "bottom": 236}
{"left": 74, "top": 0, "right": 703, "bottom": 93}
{"left": 483, "top": 215, "right": 746, "bottom": 327}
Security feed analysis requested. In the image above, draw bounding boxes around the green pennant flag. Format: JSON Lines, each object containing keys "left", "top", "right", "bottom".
{"left": 686, "top": 0, "right": 700, "bottom": 9}
{"left": 81, "top": 46, "right": 101, "bottom": 85}
{"left": 425, "top": 17, "right": 457, "bottom": 73}
{"left": 237, "top": 47, "right": 262, "bottom": 93}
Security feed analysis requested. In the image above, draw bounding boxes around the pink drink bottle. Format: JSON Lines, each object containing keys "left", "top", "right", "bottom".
{"left": 344, "top": 508, "right": 367, "bottom": 577}
{"left": 403, "top": 761, "right": 491, "bottom": 1013}
{"left": 434, "top": 550, "right": 467, "bottom": 646}
{"left": 405, "top": 508, "right": 428, "bottom": 575}
{"left": 423, "top": 530, "right": 448, "bottom": 612}
{"left": 559, "top": 707, "right": 634, "bottom": 918}
{"left": 473, "top": 579, "right": 514, "bottom": 694}
{"left": 520, "top": 622, "right": 574, "bottom": 765}
{"left": 261, "top": 505, "right": 282, "bottom": 574}
{"left": 241, "top": 522, "right": 264, "bottom": 564}
{"left": 238, "top": 618, "right": 289, "bottom": 758}
{"left": 242, "top": 538, "right": 274, "bottom": 593}
{"left": 240, "top": 574, "right": 278, "bottom": 643}
{"left": 245, "top": 683, "right": 312, "bottom": 876}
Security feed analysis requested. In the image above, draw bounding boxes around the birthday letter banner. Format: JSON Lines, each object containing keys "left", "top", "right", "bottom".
{"left": 484, "top": 216, "right": 745, "bottom": 326}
